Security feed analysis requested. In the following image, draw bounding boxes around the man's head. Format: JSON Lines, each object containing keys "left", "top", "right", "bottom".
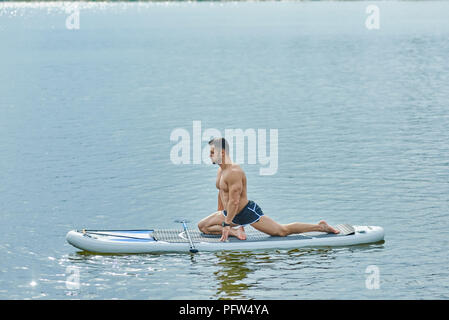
{"left": 208, "top": 137, "right": 230, "bottom": 165}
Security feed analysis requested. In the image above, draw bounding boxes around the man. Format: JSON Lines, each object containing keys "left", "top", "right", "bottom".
{"left": 198, "top": 137, "right": 339, "bottom": 242}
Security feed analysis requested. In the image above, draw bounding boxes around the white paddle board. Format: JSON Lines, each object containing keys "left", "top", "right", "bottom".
{"left": 66, "top": 224, "right": 384, "bottom": 254}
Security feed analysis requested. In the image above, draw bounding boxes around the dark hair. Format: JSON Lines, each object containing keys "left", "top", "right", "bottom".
{"left": 208, "top": 137, "right": 229, "bottom": 154}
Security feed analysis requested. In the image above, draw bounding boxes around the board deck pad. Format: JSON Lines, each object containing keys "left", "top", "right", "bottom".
{"left": 152, "top": 224, "right": 355, "bottom": 243}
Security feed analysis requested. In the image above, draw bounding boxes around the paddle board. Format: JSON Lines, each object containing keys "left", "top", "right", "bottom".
{"left": 66, "top": 224, "right": 384, "bottom": 254}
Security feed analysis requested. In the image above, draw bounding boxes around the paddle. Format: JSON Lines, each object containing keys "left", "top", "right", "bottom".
{"left": 174, "top": 219, "right": 199, "bottom": 253}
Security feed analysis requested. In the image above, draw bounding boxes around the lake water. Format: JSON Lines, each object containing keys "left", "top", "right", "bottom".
{"left": 0, "top": 1, "right": 448, "bottom": 299}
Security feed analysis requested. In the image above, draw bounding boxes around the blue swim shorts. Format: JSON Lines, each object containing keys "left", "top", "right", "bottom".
{"left": 222, "top": 200, "right": 264, "bottom": 226}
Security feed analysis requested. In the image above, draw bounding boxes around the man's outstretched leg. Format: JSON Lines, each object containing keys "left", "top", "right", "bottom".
{"left": 251, "top": 215, "right": 339, "bottom": 237}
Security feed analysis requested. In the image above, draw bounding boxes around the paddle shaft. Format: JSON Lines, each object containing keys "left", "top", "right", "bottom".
{"left": 181, "top": 221, "right": 198, "bottom": 253}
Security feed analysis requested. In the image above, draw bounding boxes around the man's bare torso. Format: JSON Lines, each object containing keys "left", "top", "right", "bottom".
{"left": 216, "top": 165, "right": 248, "bottom": 212}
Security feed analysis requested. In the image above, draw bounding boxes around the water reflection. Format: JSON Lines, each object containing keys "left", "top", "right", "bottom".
{"left": 212, "top": 248, "right": 332, "bottom": 299}
{"left": 61, "top": 242, "right": 386, "bottom": 299}
{"left": 212, "top": 243, "right": 385, "bottom": 299}
{"left": 213, "top": 251, "right": 257, "bottom": 299}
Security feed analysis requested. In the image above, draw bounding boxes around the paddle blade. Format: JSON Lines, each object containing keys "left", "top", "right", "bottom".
{"left": 174, "top": 218, "right": 191, "bottom": 224}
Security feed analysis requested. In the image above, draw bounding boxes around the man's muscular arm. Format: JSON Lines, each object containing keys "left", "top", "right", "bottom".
{"left": 223, "top": 171, "right": 243, "bottom": 225}
{"left": 220, "top": 170, "right": 243, "bottom": 242}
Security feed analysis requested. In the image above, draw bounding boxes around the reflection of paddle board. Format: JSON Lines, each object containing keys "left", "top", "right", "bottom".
{"left": 66, "top": 224, "right": 384, "bottom": 254}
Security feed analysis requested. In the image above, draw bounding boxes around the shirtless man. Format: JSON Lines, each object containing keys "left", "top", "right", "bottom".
{"left": 197, "top": 137, "right": 340, "bottom": 242}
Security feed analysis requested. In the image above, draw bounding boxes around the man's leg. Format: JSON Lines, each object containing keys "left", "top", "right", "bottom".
{"left": 251, "top": 216, "right": 339, "bottom": 236}
{"left": 198, "top": 211, "right": 247, "bottom": 240}
{"left": 198, "top": 211, "right": 224, "bottom": 235}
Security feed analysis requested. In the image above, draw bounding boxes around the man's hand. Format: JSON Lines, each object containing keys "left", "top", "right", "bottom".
{"left": 220, "top": 226, "right": 231, "bottom": 242}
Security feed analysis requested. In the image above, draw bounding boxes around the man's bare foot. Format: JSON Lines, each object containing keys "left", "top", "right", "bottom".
{"left": 230, "top": 226, "right": 247, "bottom": 240}
{"left": 318, "top": 220, "right": 340, "bottom": 234}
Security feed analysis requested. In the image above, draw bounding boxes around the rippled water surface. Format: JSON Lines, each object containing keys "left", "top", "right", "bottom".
{"left": 0, "top": 1, "right": 448, "bottom": 299}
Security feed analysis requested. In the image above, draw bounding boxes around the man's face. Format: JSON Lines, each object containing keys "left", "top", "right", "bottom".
{"left": 209, "top": 146, "right": 222, "bottom": 164}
